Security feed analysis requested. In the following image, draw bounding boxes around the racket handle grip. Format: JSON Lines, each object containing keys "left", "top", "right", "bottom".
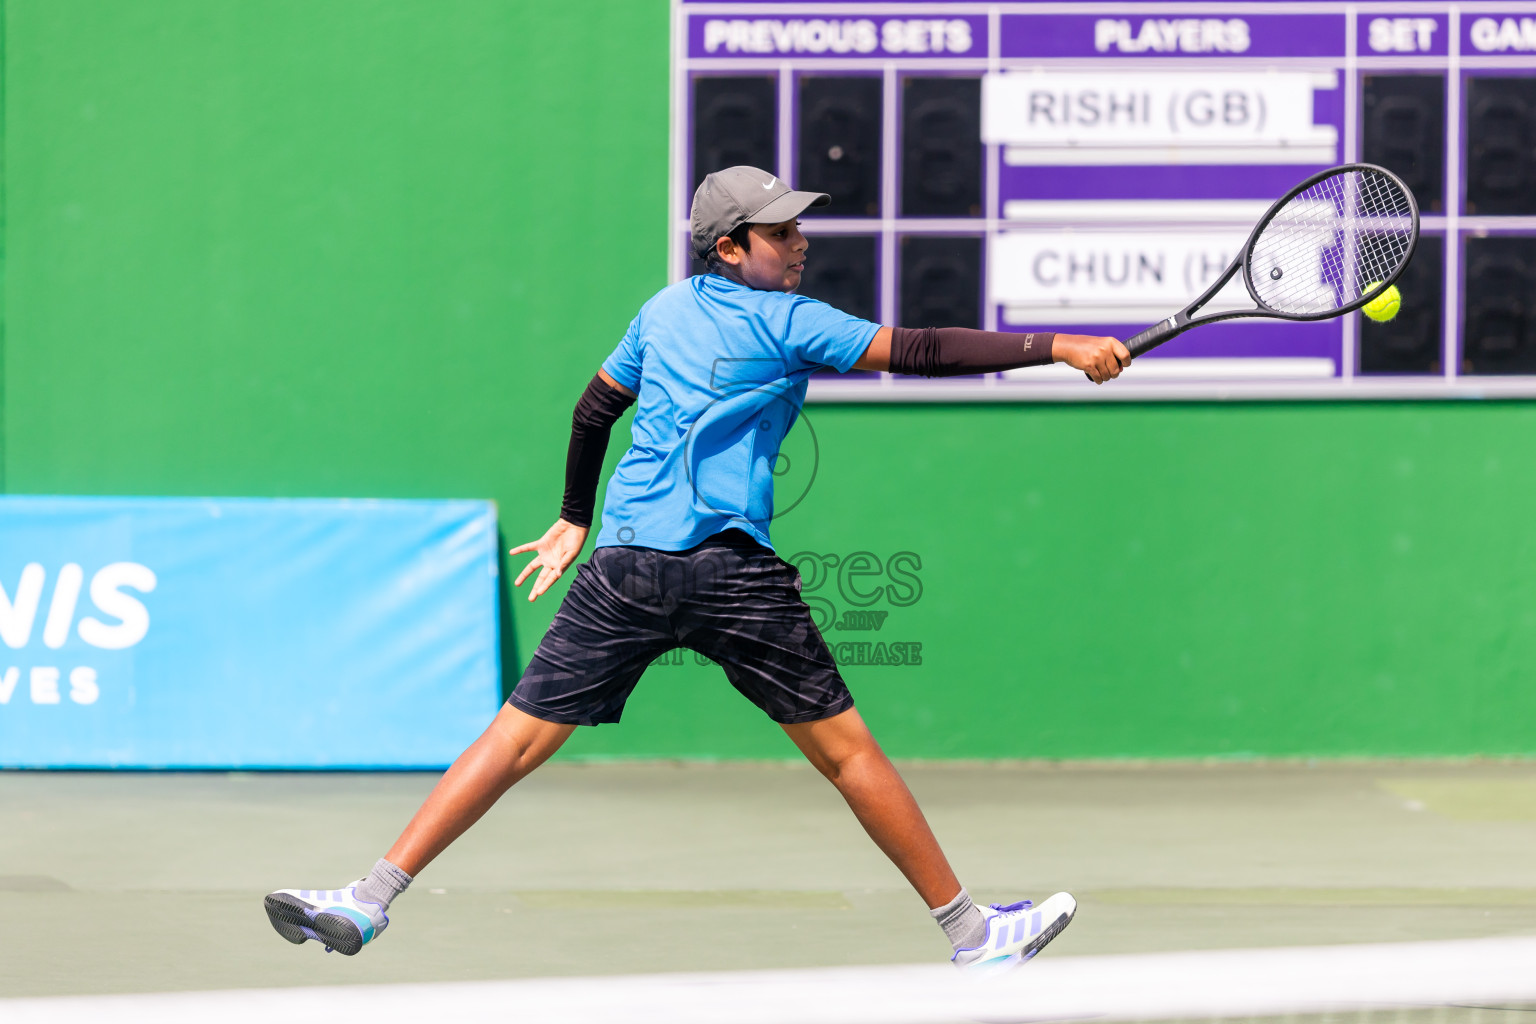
{"left": 1126, "top": 317, "right": 1185, "bottom": 357}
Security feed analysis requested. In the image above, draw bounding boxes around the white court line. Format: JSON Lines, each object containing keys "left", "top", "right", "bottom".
{"left": 4, "top": 936, "right": 1536, "bottom": 1024}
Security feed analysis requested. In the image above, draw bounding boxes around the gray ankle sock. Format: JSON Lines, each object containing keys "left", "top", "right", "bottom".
{"left": 354, "top": 858, "right": 413, "bottom": 910}
{"left": 930, "top": 886, "right": 987, "bottom": 952}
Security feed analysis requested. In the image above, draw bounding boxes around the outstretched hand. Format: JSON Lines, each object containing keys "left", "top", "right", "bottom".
{"left": 510, "top": 519, "right": 589, "bottom": 602}
{"left": 1055, "top": 334, "right": 1131, "bottom": 384}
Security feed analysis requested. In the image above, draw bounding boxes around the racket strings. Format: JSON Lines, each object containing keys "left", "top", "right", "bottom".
{"left": 1249, "top": 169, "right": 1415, "bottom": 316}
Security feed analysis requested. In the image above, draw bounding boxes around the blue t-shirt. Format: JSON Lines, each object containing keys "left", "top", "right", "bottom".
{"left": 595, "top": 274, "right": 880, "bottom": 552}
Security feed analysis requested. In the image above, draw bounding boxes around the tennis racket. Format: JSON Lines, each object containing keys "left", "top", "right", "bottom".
{"left": 1124, "top": 163, "right": 1420, "bottom": 358}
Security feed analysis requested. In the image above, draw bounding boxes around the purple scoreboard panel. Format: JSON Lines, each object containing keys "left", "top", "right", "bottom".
{"left": 671, "top": 0, "right": 1536, "bottom": 401}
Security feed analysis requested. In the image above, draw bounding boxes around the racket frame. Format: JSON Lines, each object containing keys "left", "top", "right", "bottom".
{"left": 1125, "top": 163, "right": 1421, "bottom": 357}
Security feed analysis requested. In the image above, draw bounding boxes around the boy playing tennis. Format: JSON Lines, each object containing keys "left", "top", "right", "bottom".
{"left": 265, "top": 167, "right": 1129, "bottom": 969}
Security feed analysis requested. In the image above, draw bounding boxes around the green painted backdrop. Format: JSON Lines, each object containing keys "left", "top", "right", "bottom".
{"left": 4, "top": 1, "right": 1533, "bottom": 760}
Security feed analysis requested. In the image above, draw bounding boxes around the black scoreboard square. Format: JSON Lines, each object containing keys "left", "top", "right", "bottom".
{"left": 1360, "top": 234, "right": 1443, "bottom": 374}
{"left": 1466, "top": 77, "right": 1536, "bottom": 216}
{"left": 798, "top": 77, "right": 883, "bottom": 218}
{"left": 1463, "top": 236, "right": 1536, "bottom": 374}
{"left": 692, "top": 76, "right": 777, "bottom": 194}
{"left": 798, "top": 234, "right": 878, "bottom": 323}
{"left": 900, "top": 77, "right": 982, "bottom": 218}
{"left": 1363, "top": 75, "right": 1445, "bottom": 213}
{"left": 900, "top": 236, "right": 982, "bottom": 329}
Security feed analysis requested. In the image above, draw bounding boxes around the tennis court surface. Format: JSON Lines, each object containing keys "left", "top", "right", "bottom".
{"left": 4, "top": 760, "right": 1534, "bottom": 1020}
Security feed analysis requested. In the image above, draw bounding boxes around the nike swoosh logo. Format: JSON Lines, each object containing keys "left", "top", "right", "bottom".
{"left": 762, "top": 177, "right": 776, "bottom": 190}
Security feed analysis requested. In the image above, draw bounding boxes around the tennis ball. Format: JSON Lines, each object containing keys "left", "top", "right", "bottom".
{"left": 1362, "top": 282, "right": 1402, "bottom": 322}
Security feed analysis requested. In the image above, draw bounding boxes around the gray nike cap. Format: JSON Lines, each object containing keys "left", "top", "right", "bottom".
{"left": 691, "top": 166, "right": 830, "bottom": 260}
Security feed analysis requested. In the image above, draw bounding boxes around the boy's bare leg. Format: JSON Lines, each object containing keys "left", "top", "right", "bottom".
{"left": 781, "top": 707, "right": 961, "bottom": 909}
{"left": 385, "top": 704, "right": 576, "bottom": 876}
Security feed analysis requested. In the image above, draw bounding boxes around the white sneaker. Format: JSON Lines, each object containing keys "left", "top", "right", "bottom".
{"left": 951, "top": 892, "right": 1077, "bottom": 970}
{"left": 263, "top": 880, "right": 388, "bottom": 955}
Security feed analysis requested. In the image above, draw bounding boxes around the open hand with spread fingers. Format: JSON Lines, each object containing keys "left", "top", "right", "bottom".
{"left": 1054, "top": 333, "right": 1131, "bottom": 384}
{"left": 510, "top": 519, "right": 588, "bottom": 601}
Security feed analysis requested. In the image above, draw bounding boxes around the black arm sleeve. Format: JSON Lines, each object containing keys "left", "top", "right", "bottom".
{"left": 887, "top": 326, "right": 1056, "bottom": 377}
{"left": 560, "top": 375, "right": 636, "bottom": 529}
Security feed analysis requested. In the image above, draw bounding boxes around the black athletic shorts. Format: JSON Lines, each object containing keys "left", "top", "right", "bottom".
{"left": 508, "top": 530, "right": 853, "bottom": 726}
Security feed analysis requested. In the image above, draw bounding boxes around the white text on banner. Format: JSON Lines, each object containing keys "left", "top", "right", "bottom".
{"left": 984, "top": 71, "right": 1338, "bottom": 165}
{"left": 992, "top": 228, "right": 1253, "bottom": 325}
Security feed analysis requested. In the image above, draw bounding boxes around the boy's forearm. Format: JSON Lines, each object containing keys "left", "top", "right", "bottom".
{"left": 559, "top": 375, "right": 635, "bottom": 528}
{"left": 886, "top": 326, "right": 1055, "bottom": 377}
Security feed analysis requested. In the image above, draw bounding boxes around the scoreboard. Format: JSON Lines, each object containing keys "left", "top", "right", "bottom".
{"left": 670, "top": 0, "right": 1536, "bottom": 401}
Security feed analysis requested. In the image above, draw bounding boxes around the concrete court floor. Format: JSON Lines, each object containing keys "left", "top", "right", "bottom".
{"left": 2, "top": 761, "right": 1535, "bottom": 999}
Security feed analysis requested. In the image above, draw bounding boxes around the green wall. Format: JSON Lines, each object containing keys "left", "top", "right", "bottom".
{"left": 5, "top": 1, "right": 1534, "bottom": 760}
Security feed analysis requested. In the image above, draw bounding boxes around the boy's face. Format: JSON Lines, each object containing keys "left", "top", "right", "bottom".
{"left": 716, "top": 219, "right": 809, "bottom": 292}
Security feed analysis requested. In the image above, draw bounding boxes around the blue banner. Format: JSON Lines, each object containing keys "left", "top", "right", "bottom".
{"left": 0, "top": 496, "right": 500, "bottom": 768}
